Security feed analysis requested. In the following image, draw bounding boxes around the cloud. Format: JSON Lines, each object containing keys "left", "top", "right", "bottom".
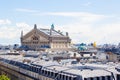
{"left": 0, "top": 19, "right": 11, "bottom": 25}
{"left": 0, "top": 22, "right": 32, "bottom": 39}
{"left": 16, "top": 22, "right": 33, "bottom": 35}
{"left": 82, "top": 2, "right": 92, "bottom": 7}
{"left": 0, "top": 26, "right": 18, "bottom": 39}
{"left": 16, "top": 22, "right": 31, "bottom": 29}
{"left": 54, "top": 23, "right": 93, "bottom": 43}
{"left": 15, "top": 8, "right": 38, "bottom": 12}
{"left": 49, "top": 13, "right": 119, "bottom": 44}
{"left": 33, "top": 12, "right": 119, "bottom": 44}
{"left": 0, "top": 12, "right": 119, "bottom": 45}
{"left": 68, "top": 22, "right": 120, "bottom": 44}
{"left": 54, "top": 21, "right": 120, "bottom": 44}
{"left": 40, "top": 12, "right": 106, "bottom": 23}
{"left": 0, "top": 20, "right": 120, "bottom": 45}
{"left": 43, "top": 12, "right": 104, "bottom": 17}
{"left": 97, "top": 22, "right": 120, "bottom": 44}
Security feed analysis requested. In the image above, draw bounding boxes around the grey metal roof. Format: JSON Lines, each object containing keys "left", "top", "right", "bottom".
{"left": 40, "top": 28, "right": 64, "bottom": 36}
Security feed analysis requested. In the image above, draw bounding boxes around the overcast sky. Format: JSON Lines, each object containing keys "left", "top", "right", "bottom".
{"left": 0, "top": 0, "right": 120, "bottom": 45}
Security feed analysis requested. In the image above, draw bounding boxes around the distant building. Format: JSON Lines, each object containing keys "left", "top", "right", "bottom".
{"left": 118, "top": 43, "right": 120, "bottom": 48}
{"left": 0, "top": 45, "right": 13, "bottom": 50}
{"left": 106, "top": 52, "right": 120, "bottom": 62}
{"left": 20, "top": 24, "right": 71, "bottom": 51}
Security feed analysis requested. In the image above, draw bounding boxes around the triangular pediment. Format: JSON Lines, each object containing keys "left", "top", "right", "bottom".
{"left": 22, "top": 28, "right": 49, "bottom": 42}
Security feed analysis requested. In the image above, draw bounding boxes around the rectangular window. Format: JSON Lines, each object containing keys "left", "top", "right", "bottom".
{"left": 90, "top": 77, "right": 93, "bottom": 80}
{"left": 107, "top": 76, "right": 111, "bottom": 80}
{"left": 47, "top": 71, "right": 50, "bottom": 77}
{"left": 96, "top": 77, "right": 100, "bottom": 80}
{"left": 102, "top": 76, "right": 105, "bottom": 80}
{"left": 84, "top": 78, "right": 87, "bottom": 80}
{"left": 117, "top": 74, "right": 120, "bottom": 80}
{"left": 51, "top": 72, "right": 54, "bottom": 77}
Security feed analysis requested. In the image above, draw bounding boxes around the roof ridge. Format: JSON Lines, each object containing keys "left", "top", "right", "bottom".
{"left": 40, "top": 28, "right": 50, "bottom": 30}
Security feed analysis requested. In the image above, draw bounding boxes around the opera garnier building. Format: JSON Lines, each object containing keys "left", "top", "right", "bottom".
{"left": 20, "top": 24, "right": 71, "bottom": 51}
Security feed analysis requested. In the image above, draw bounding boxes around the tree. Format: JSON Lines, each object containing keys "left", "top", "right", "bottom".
{"left": 0, "top": 75, "right": 10, "bottom": 80}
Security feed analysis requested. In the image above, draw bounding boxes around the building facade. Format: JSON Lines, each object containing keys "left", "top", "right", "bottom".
{"left": 20, "top": 24, "right": 71, "bottom": 50}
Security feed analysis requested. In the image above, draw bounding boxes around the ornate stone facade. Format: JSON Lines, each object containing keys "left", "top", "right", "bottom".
{"left": 20, "top": 24, "right": 71, "bottom": 50}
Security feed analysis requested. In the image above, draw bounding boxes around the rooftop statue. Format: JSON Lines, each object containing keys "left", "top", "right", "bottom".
{"left": 51, "top": 24, "right": 54, "bottom": 30}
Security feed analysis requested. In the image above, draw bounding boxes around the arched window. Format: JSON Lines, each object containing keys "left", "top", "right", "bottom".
{"left": 32, "top": 36, "right": 39, "bottom": 44}
{"left": 32, "top": 36, "right": 38, "bottom": 40}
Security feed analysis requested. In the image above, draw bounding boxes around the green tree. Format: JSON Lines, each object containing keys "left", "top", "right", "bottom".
{"left": 0, "top": 75, "right": 10, "bottom": 80}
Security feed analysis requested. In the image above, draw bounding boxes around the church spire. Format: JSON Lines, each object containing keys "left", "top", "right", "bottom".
{"left": 34, "top": 24, "right": 37, "bottom": 29}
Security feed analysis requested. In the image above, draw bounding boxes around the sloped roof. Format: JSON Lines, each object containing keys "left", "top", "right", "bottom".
{"left": 40, "top": 28, "right": 64, "bottom": 37}
{"left": 21, "top": 24, "right": 69, "bottom": 40}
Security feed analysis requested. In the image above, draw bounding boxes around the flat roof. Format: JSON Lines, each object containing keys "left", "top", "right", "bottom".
{"left": 0, "top": 52, "right": 120, "bottom": 78}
